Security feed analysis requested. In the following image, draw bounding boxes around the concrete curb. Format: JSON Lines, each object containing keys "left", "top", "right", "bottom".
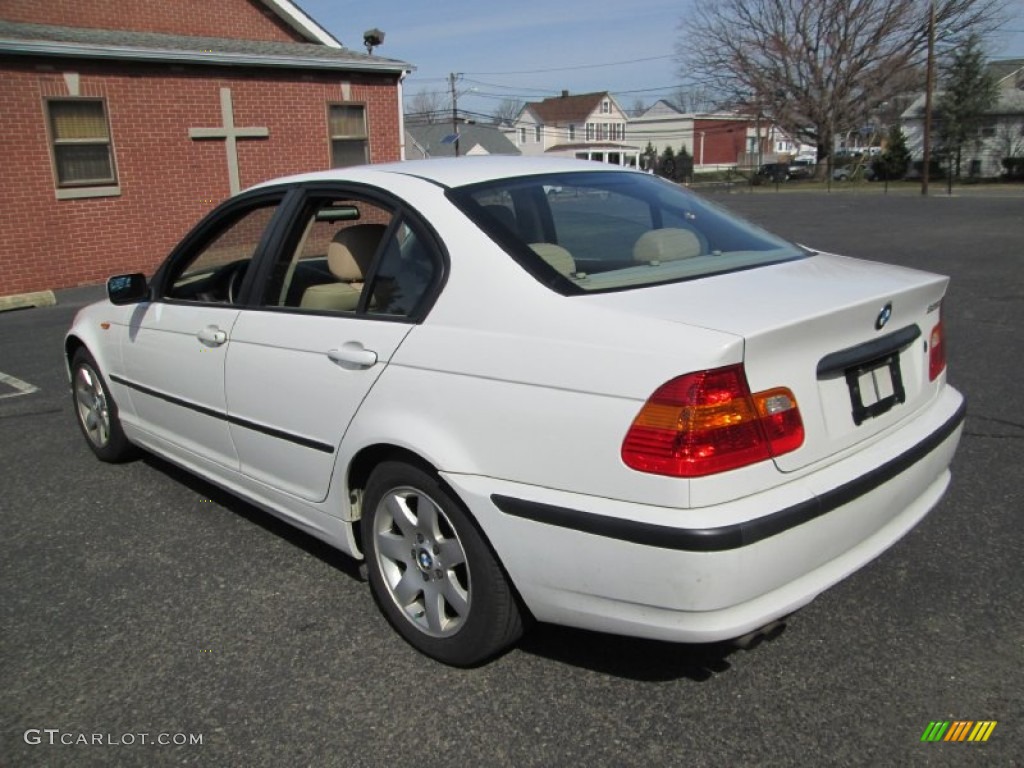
{"left": 0, "top": 290, "right": 57, "bottom": 312}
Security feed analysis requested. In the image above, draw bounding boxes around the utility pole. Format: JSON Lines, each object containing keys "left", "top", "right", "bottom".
{"left": 922, "top": 0, "right": 935, "bottom": 195}
{"left": 449, "top": 72, "right": 460, "bottom": 157}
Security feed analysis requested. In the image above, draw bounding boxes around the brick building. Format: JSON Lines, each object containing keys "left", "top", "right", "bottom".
{"left": 0, "top": 0, "right": 411, "bottom": 297}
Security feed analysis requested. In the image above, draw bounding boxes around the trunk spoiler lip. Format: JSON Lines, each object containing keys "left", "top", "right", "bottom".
{"left": 816, "top": 324, "right": 922, "bottom": 380}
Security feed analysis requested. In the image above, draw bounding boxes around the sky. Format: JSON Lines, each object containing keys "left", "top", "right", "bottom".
{"left": 296, "top": 0, "right": 1024, "bottom": 120}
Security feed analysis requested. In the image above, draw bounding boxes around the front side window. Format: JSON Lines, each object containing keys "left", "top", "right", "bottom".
{"left": 450, "top": 171, "right": 805, "bottom": 294}
{"left": 165, "top": 201, "right": 281, "bottom": 303}
{"left": 328, "top": 104, "right": 368, "bottom": 167}
{"left": 568, "top": 124, "right": 576, "bottom": 141}
{"left": 46, "top": 98, "right": 117, "bottom": 189}
{"left": 535, "top": 125, "right": 542, "bottom": 142}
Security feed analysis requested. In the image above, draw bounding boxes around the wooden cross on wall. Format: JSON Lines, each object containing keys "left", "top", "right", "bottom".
{"left": 189, "top": 87, "right": 269, "bottom": 195}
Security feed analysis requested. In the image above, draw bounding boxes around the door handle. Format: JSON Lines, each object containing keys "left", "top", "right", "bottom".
{"left": 197, "top": 325, "right": 228, "bottom": 346}
{"left": 328, "top": 342, "right": 378, "bottom": 369}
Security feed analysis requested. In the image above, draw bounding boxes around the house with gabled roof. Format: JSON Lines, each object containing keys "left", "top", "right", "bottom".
{"left": 510, "top": 90, "right": 642, "bottom": 167}
{"left": 901, "top": 59, "right": 1024, "bottom": 178}
{"left": 0, "top": 0, "right": 412, "bottom": 297}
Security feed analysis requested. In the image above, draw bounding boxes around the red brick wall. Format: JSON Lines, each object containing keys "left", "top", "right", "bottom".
{"left": 0, "top": 0, "right": 305, "bottom": 43}
{"left": 694, "top": 119, "right": 751, "bottom": 165}
{"left": 0, "top": 59, "right": 401, "bottom": 294}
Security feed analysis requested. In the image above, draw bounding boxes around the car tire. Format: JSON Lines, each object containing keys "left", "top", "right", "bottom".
{"left": 71, "top": 348, "right": 138, "bottom": 463}
{"left": 361, "top": 460, "right": 524, "bottom": 666}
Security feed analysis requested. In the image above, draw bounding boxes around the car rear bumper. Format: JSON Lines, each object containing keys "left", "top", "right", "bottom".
{"left": 442, "top": 386, "right": 965, "bottom": 644}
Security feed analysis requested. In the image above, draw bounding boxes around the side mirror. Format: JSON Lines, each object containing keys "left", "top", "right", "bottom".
{"left": 107, "top": 273, "right": 149, "bottom": 305}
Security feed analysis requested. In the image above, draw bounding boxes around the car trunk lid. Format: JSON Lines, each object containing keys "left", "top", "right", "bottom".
{"left": 585, "top": 252, "right": 948, "bottom": 472}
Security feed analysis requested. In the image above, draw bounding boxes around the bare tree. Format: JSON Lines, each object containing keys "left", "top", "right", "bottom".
{"left": 670, "top": 86, "right": 721, "bottom": 113}
{"left": 490, "top": 98, "right": 524, "bottom": 126}
{"left": 406, "top": 88, "right": 448, "bottom": 124}
{"left": 676, "top": 0, "right": 1005, "bottom": 160}
{"left": 628, "top": 98, "right": 649, "bottom": 117}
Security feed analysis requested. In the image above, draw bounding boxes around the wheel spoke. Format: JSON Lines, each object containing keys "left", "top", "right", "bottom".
{"left": 377, "top": 531, "right": 410, "bottom": 564}
{"left": 441, "top": 577, "right": 469, "bottom": 619}
{"left": 84, "top": 411, "right": 98, "bottom": 431}
{"left": 422, "top": 583, "right": 446, "bottom": 634}
{"left": 75, "top": 386, "right": 94, "bottom": 408}
{"left": 416, "top": 495, "right": 442, "bottom": 539}
{"left": 391, "top": 568, "right": 422, "bottom": 607}
{"left": 385, "top": 493, "right": 416, "bottom": 537}
{"left": 437, "top": 538, "right": 466, "bottom": 568}
{"left": 97, "top": 418, "right": 110, "bottom": 445}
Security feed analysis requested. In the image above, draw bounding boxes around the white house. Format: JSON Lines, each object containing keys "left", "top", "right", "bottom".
{"left": 510, "top": 91, "right": 641, "bottom": 166}
{"left": 628, "top": 100, "right": 779, "bottom": 169}
{"left": 901, "top": 59, "right": 1024, "bottom": 178}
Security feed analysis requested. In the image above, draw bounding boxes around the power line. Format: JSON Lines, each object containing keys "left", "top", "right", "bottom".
{"left": 462, "top": 54, "right": 675, "bottom": 76}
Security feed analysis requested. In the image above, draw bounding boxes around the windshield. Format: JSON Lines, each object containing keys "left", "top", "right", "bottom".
{"left": 448, "top": 170, "right": 806, "bottom": 293}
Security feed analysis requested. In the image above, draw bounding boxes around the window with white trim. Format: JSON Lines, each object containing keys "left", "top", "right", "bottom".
{"left": 568, "top": 124, "right": 576, "bottom": 141}
{"left": 46, "top": 98, "right": 117, "bottom": 190}
{"left": 535, "top": 125, "right": 542, "bottom": 142}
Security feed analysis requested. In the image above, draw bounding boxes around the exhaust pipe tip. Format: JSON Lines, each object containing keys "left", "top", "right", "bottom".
{"left": 731, "top": 619, "right": 786, "bottom": 650}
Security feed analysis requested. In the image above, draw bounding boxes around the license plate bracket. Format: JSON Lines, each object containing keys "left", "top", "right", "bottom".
{"left": 844, "top": 353, "right": 906, "bottom": 426}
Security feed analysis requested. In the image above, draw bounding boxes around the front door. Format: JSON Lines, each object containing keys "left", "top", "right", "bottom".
{"left": 119, "top": 195, "right": 287, "bottom": 469}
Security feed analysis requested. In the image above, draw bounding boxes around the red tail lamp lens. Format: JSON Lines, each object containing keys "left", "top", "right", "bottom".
{"left": 622, "top": 365, "right": 804, "bottom": 478}
{"left": 929, "top": 318, "right": 946, "bottom": 381}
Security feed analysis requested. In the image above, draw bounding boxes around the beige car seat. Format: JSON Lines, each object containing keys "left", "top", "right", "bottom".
{"left": 300, "top": 224, "right": 387, "bottom": 311}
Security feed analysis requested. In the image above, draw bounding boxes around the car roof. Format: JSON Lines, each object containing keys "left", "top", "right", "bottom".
{"left": 247, "top": 156, "right": 641, "bottom": 193}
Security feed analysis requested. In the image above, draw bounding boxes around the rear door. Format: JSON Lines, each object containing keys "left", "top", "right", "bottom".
{"left": 224, "top": 187, "right": 445, "bottom": 503}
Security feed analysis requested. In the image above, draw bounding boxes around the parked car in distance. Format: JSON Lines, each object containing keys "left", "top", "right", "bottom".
{"left": 788, "top": 158, "right": 816, "bottom": 179}
{"left": 67, "top": 157, "right": 965, "bottom": 666}
{"left": 757, "top": 162, "right": 790, "bottom": 182}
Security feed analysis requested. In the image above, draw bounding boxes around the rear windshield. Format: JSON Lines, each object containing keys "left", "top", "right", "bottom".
{"left": 448, "top": 170, "right": 805, "bottom": 293}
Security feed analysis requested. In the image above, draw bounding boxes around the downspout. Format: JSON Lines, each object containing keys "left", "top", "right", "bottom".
{"left": 398, "top": 69, "right": 408, "bottom": 161}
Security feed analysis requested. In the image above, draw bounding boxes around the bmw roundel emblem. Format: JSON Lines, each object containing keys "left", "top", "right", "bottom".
{"left": 875, "top": 302, "right": 893, "bottom": 330}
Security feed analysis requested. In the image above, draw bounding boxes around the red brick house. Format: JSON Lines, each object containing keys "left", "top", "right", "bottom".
{"left": 0, "top": 0, "right": 411, "bottom": 297}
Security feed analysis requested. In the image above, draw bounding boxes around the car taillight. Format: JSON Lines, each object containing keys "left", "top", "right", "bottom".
{"left": 621, "top": 364, "right": 804, "bottom": 478}
{"left": 928, "top": 315, "right": 946, "bottom": 381}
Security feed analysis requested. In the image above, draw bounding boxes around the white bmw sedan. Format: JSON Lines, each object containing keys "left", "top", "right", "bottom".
{"left": 67, "top": 157, "right": 965, "bottom": 666}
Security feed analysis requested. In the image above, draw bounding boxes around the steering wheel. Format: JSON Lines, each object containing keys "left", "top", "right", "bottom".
{"left": 226, "top": 261, "right": 248, "bottom": 304}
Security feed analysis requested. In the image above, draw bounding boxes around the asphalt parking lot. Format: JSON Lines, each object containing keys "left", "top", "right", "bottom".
{"left": 2, "top": 189, "right": 1022, "bottom": 767}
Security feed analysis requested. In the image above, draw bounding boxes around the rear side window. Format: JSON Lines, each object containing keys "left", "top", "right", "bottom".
{"left": 450, "top": 171, "right": 805, "bottom": 294}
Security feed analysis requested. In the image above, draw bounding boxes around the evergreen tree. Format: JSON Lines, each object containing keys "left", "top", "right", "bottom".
{"left": 643, "top": 142, "right": 658, "bottom": 172}
{"left": 658, "top": 145, "right": 677, "bottom": 179}
{"left": 875, "top": 125, "right": 911, "bottom": 180}
{"left": 676, "top": 146, "right": 694, "bottom": 181}
{"left": 936, "top": 35, "right": 999, "bottom": 178}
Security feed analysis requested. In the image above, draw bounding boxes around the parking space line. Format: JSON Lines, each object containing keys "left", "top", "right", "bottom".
{"left": 0, "top": 371, "right": 39, "bottom": 399}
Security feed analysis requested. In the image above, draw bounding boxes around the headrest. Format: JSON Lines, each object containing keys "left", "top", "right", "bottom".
{"left": 530, "top": 243, "right": 576, "bottom": 276}
{"left": 632, "top": 228, "right": 702, "bottom": 262}
{"left": 327, "top": 224, "right": 387, "bottom": 281}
